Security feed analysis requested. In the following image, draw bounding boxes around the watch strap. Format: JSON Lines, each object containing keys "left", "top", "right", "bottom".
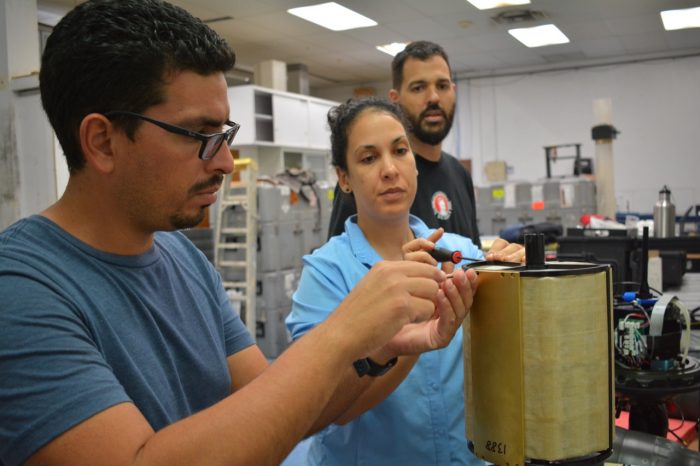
{"left": 353, "top": 356, "right": 398, "bottom": 377}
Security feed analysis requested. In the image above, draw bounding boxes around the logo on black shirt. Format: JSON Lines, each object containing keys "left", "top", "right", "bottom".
{"left": 431, "top": 191, "right": 452, "bottom": 221}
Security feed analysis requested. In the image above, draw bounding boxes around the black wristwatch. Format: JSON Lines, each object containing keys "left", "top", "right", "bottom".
{"left": 353, "top": 356, "right": 398, "bottom": 377}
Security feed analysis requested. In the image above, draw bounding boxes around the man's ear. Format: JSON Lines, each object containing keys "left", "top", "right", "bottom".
{"left": 79, "top": 113, "right": 117, "bottom": 174}
{"left": 388, "top": 88, "right": 399, "bottom": 103}
{"left": 336, "top": 167, "right": 351, "bottom": 194}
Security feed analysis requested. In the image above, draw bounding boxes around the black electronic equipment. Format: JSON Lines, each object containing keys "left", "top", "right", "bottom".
{"left": 612, "top": 228, "right": 700, "bottom": 440}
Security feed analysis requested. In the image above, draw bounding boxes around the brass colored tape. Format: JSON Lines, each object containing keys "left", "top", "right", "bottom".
{"left": 521, "top": 272, "right": 609, "bottom": 459}
{"left": 464, "top": 268, "right": 613, "bottom": 463}
{"left": 465, "top": 270, "right": 525, "bottom": 465}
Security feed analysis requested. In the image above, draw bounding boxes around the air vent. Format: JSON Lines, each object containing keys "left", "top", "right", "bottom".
{"left": 491, "top": 9, "right": 546, "bottom": 24}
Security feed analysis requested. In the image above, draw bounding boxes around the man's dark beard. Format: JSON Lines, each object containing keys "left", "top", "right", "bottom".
{"left": 405, "top": 102, "right": 455, "bottom": 146}
{"left": 170, "top": 209, "right": 207, "bottom": 230}
{"left": 170, "top": 173, "right": 224, "bottom": 230}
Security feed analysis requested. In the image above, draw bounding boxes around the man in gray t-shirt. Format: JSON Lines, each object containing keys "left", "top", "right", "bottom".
{"left": 0, "top": 3, "right": 478, "bottom": 466}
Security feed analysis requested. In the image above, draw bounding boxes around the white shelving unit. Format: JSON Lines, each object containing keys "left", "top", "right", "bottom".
{"left": 227, "top": 85, "right": 338, "bottom": 182}
{"left": 219, "top": 86, "right": 337, "bottom": 355}
{"left": 214, "top": 158, "right": 258, "bottom": 337}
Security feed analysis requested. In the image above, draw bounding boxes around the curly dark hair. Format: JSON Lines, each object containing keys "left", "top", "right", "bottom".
{"left": 39, "top": 0, "right": 236, "bottom": 173}
{"left": 391, "top": 41, "right": 451, "bottom": 90}
{"left": 327, "top": 97, "right": 409, "bottom": 171}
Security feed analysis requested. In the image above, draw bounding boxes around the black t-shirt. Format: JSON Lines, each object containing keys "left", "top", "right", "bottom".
{"left": 327, "top": 151, "right": 481, "bottom": 247}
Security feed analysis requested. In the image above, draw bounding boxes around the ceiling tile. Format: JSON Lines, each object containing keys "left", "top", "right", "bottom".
{"left": 38, "top": 0, "right": 700, "bottom": 87}
{"left": 577, "top": 38, "right": 627, "bottom": 58}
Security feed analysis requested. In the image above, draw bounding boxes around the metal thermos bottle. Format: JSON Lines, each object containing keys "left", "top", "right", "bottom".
{"left": 653, "top": 185, "right": 675, "bottom": 237}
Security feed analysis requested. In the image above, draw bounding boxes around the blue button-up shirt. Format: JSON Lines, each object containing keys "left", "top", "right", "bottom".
{"left": 286, "top": 215, "right": 485, "bottom": 466}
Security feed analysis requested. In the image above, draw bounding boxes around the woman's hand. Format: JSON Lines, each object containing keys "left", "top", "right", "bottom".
{"left": 401, "top": 227, "right": 455, "bottom": 274}
{"left": 380, "top": 267, "right": 478, "bottom": 355}
{"left": 486, "top": 238, "right": 525, "bottom": 263}
{"left": 375, "top": 227, "right": 479, "bottom": 356}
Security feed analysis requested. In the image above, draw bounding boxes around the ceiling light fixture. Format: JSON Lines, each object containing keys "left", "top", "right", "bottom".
{"left": 661, "top": 6, "right": 700, "bottom": 31}
{"left": 287, "top": 2, "right": 377, "bottom": 31}
{"left": 508, "top": 24, "right": 569, "bottom": 48}
{"left": 376, "top": 42, "right": 408, "bottom": 57}
{"left": 465, "top": 0, "right": 530, "bottom": 10}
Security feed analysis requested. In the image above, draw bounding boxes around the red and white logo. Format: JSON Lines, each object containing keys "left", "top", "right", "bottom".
{"left": 431, "top": 191, "right": 452, "bottom": 221}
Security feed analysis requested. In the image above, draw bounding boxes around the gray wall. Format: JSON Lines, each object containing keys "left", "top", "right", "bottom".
{"left": 460, "top": 54, "right": 700, "bottom": 214}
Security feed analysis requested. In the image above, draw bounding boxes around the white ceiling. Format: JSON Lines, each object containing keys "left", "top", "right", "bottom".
{"left": 39, "top": 0, "right": 700, "bottom": 90}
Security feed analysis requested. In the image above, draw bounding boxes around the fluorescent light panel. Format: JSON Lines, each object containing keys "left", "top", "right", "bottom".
{"left": 376, "top": 42, "right": 408, "bottom": 57}
{"left": 661, "top": 6, "right": 700, "bottom": 31}
{"left": 465, "top": 0, "right": 530, "bottom": 10}
{"left": 287, "top": 2, "right": 377, "bottom": 31}
{"left": 508, "top": 24, "right": 569, "bottom": 48}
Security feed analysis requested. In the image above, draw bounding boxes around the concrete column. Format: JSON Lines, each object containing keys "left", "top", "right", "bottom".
{"left": 287, "top": 63, "right": 309, "bottom": 96}
{"left": 254, "top": 59, "right": 287, "bottom": 91}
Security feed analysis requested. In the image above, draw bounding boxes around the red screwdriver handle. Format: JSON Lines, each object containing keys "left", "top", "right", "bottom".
{"left": 429, "top": 247, "right": 462, "bottom": 264}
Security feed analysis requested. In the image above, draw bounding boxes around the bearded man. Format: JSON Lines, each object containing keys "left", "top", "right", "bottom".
{"left": 327, "top": 41, "right": 480, "bottom": 246}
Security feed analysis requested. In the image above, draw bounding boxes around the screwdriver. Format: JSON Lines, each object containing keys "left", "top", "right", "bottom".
{"left": 428, "top": 247, "right": 481, "bottom": 264}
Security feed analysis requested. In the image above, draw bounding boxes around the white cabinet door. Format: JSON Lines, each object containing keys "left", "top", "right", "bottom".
{"left": 227, "top": 86, "right": 256, "bottom": 144}
{"left": 272, "top": 94, "right": 308, "bottom": 147}
{"left": 308, "top": 101, "right": 332, "bottom": 149}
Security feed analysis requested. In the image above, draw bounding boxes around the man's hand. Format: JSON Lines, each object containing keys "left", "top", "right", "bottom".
{"left": 379, "top": 267, "right": 477, "bottom": 356}
{"left": 327, "top": 260, "right": 446, "bottom": 360}
{"left": 367, "top": 228, "right": 478, "bottom": 357}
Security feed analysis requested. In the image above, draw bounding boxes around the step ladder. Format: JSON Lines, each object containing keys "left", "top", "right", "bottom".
{"left": 214, "top": 158, "right": 257, "bottom": 337}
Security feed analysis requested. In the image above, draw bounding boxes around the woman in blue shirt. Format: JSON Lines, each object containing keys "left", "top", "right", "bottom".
{"left": 286, "top": 98, "right": 524, "bottom": 466}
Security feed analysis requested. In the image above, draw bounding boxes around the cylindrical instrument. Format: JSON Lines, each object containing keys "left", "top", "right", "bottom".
{"left": 592, "top": 98, "right": 617, "bottom": 219}
{"left": 463, "top": 255, "right": 614, "bottom": 465}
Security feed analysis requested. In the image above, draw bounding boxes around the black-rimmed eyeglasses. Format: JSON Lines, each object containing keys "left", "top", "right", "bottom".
{"left": 104, "top": 111, "right": 240, "bottom": 161}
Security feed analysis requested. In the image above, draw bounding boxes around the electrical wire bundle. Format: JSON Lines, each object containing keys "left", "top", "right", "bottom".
{"left": 615, "top": 310, "right": 650, "bottom": 369}
{"left": 613, "top": 288, "right": 692, "bottom": 372}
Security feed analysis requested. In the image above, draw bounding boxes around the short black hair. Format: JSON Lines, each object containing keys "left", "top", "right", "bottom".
{"left": 40, "top": 0, "right": 236, "bottom": 173}
{"left": 391, "top": 41, "right": 452, "bottom": 90}
{"left": 328, "top": 97, "right": 408, "bottom": 171}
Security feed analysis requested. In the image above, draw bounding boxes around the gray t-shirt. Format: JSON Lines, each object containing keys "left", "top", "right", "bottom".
{"left": 0, "top": 216, "right": 254, "bottom": 466}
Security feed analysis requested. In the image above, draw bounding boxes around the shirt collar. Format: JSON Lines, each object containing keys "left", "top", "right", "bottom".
{"left": 343, "top": 214, "right": 432, "bottom": 268}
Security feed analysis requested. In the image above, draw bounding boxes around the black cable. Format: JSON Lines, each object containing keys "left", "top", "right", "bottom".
{"left": 669, "top": 400, "right": 686, "bottom": 434}
{"left": 667, "top": 428, "right": 687, "bottom": 446}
